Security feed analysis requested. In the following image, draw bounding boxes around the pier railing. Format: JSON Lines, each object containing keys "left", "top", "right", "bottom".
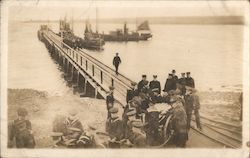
{"left": 43, "top": 30, "right": 134, "bottom": 106}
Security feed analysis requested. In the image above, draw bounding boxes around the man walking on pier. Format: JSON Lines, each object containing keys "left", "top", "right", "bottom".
{"left": 113, "top": 53, "right": 121, "bottom": 75}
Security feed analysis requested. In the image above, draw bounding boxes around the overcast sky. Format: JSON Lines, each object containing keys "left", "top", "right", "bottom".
{"left": 7, "top": 0, "right": 247, "bottom": 21}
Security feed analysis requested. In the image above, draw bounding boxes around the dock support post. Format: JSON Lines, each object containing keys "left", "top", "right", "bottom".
{"left": 83, "top": 76, "right": 87, "bottom": 95}
{"left": 94, "top": 86, "right": 98, "bottom": 98}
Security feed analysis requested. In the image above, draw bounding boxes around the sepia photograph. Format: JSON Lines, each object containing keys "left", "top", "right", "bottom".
{"left": 0, "top": 0, "right": 249, "bottom": 157}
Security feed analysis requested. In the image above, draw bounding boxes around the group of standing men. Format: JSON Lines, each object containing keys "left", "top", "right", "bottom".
{"left": 106, "top": 69, "right": 202, "bottom": 148}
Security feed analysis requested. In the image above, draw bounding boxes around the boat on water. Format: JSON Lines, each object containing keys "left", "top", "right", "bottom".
{"left": 58, "top": 17, "right": 105, "bottom": 50}
{"left": 99, "top": 21, "right": 153, "bottom": 42}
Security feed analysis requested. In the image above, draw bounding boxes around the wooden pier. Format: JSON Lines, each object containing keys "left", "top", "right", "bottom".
{"left": 39, "top": 29, "right": 134, "bottom": 106}
{"left": 38, "top": 28, "right": 242, "bottom": 148}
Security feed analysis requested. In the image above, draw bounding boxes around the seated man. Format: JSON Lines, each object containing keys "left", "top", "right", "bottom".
{"left": 108, "top": 107, "right": 124, "bottom": 148}
{"left": 130, "top": 121, "right": 147, "bottom": 148}
{"left": 63, "top": 109, "right": 84, "bottom": 146}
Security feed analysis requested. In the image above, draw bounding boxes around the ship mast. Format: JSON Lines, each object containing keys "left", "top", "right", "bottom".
{"left": 71, "top": 15, "right": 74, "bottom": 32}
{"left": 95, "top": 6, "right": 98, "bottom": 33}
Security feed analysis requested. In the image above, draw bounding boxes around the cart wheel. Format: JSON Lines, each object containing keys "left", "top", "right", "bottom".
{"left": 163, "top": 114, "right": 173, "bottom": 143}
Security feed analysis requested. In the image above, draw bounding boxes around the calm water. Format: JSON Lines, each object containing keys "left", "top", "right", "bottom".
{"left": 8, "top": 21, "right": 244, "bottom": 92}
{"left": 7, "top": 21, "right": 243, "bottom": 123}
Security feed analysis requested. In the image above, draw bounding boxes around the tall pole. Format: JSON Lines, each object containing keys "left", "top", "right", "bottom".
{"left": 71, "top": 9, "right": 74, "bottom": 32}
{"left": 71, "top": 15, "right": 74, "bottom": 32}
{"left": 96, "top": 7, "right": 98, "bottom": 33}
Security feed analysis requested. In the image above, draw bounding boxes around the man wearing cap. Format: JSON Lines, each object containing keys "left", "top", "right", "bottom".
{"left": 149, "top": 75, "right": 161, "bottom": 95}
{"left": 126, "top": 82, "right": 138, "bottom": 103}
{"left": 184, "top": 88, "right": 202, "bottom": 131}
{"left": 172, "top": 70, "right": 178, "bottom": 82}
{"left": 63, "top": 109, "right": 84, "bottom": 143}
{"left": 137, "top": 75, "right": 148, "bottom": 93}
{"left": 124, "top": 110, "right": 146, "bottom": 148}
{"left": 130, "top": 121, "right": 147, "bottom": 148}
{"left": 144, "top": 101, "right": 160, "bottom": 146}
{"left": 124, "top": 109, "right": 137, "bottom": 140}
{"left": 113, "top": 53, "right": 121, "bottom": 75}
{"left": 163, "top": 73, "right": 177, "bottom": 93}
{"left": 106, "top": 86, "right": 115, "bottom": 119}
{"left": 178, "top": 73, "right": 187, "bottom": 96}
{"left": 9, "top": 108, "right": 35, "bottom": 148}
{"left": 169, "top": 92, "right": 188, "bottom": 148}
{"left": 108, "top": 107, "right": 124, "bottom": 148}
{"left": 186, "top": 72, "right": 195, "bottom": 88}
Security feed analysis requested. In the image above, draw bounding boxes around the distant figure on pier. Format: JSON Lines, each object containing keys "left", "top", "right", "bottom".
{"left": 185, "top": 72, "right": 195, "bottom": 88}
{"left": 149, "top": 75, "right": 161, "bottom": 95}
{"left": 163, "top": 74, "right": 177, "bottom": 93}
{"left": 8, "top": 108, "right": 35, "bottom": 148}
{"left": 113, "top": 53, "right": 121, "bottom": 75}
{"left": 138, "top": 75, "right": 148, "bottom": 93}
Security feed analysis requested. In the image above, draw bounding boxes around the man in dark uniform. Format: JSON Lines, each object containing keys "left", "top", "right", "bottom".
{"left": 186, "top": 72, "right": 195, "bottom": 88}
{"left": 9, "top": 108, "right": 35, "bottom": 148}
{"left": 124, "top": 118, "right": 146, "bottom": 148}
{"left": 113, "top": 53, "right": 121, "bottom": 75}
{"left": 163, "top": 74, "right": 177, "bottom": 93}
{"left": 130, "top": 121, "right": 146, "bottom": 148}
{"left": 172, "top": 69, "right": 178, "bottom": 81}
{"left": 137, "top": 75, "right": 148, "bottom": 93}
{"left": 106, "top": 86, "right": 115, "bottom": 119}
{"left": 184, "top": 87, "right": 202, "bottom": 131}
{"left": 144, "top": 101, "right": 160, "bottom": 146}
{"left": 170, "top": 91, "right": 188, "bottom": 148}
{"left": 126, "top": 82, "right": 138, "bottom": 103}
{"left": 178, "top": 73, "right": 187, "bottom": 96}
{"left": 149, "top": 75, "right": 161, "bottom": 95}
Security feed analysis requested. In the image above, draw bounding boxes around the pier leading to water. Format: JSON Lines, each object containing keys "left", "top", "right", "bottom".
{"left": 39, "top": 29, "right": 134, "bottom": 106}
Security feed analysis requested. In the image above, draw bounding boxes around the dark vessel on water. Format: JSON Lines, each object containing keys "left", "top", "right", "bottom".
{"left": 58, "top": 17, "right": 105, "bottom": 50}
{"left": 99, "top": 20, "right": 153, "bottom": 42}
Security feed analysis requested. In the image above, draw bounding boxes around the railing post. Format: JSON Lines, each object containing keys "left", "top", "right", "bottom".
{"left": 100, "top": 71, "right": 103, "bottom": 84}
{"left": 95, "top": 85, "right": 98, "bottom": 98}
{"left": 84, "top": 76, "right": 87, "bottom": 94}
{"left": 92, "top": 65, "right": 94, "bottom": 76}
{"left": 86, "top": 60, "right": 88, "bottom": 70}
{"left": 111, "top": 78, "right": 114, "bottom": 86}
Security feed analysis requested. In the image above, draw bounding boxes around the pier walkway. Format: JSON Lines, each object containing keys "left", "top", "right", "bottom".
{"left": 38, "top": 29, "right": 242, "bottom": 148}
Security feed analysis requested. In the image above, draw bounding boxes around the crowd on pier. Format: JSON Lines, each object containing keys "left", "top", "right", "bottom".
{"left": 105, "top": 70, "right": 202, "bottom": 148}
